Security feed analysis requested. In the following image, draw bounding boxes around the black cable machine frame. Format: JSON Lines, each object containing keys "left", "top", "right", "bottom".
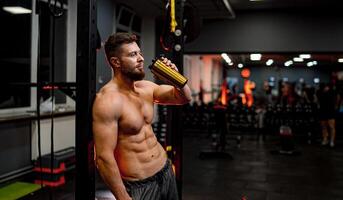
{"left": 171, "top": 0, "right": 184, "bottom": 198}
{"left": 35, "top": 0, "right": 68, "bottom": 193}
{"left": 75, "top": 0, "right": 97, "bottom": 199}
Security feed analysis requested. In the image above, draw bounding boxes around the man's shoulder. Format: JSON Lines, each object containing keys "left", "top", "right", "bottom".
{"left": 97, "top": 85, "right": 121, "bottom": 98}
{"left": 135, "top": 80, "right": 157, "bottom": 88}
{"left": 94, "top": 88, "right": 123, "bottom": 109}
{"left": 93, "top": 89, "right": 123, "bottom": 119}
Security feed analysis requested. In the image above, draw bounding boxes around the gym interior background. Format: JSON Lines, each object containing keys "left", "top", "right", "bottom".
{"left": 0, "top": 0, "right": 343, "bottom": 199}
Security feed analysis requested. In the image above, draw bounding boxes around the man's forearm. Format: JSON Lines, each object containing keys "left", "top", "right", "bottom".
{"left": 97, "top": 157, "right": 131, "bottom": 200}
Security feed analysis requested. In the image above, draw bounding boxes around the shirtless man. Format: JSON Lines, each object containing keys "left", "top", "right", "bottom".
{"left": 92, "top": 32, "right": 192, "bottom": 200}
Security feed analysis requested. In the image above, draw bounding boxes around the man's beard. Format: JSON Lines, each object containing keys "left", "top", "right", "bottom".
{"left": 121, "top": 66, "right": 145, "bottom": 81}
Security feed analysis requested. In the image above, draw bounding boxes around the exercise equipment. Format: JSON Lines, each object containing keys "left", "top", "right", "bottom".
{"left": 34, "top": 1, "right": 69, "bottom": 194}
{"left": 227, "top": 104, "right": 258, "bottom": 148}
{"left": 264, "top": 103, "right": 319, "bottom": 142}
{"left": 279, "top": 125, "right": 295, "bottom": 154}
{"left": 76, "top": 0, "right": 97, "bottom": 199}
{"left": 199, "top": 104, "right": 233, "bottom": 159}
{"left": 34, "top": 147, "right": 75, "bottom": 187}
{"left": 270, "top": 125, "right": 301, "bottom": 156}
{"left": 265, "top": 103, "right": 321, "bottom": 156}
{"left": 160, "top": 0, "right": 201, "bottom": 51}
{"left": 0, "top": 182, "right": 41, "bottom": 200}
{"left": 153, "top": 105, "right": 168, "bottom": 147}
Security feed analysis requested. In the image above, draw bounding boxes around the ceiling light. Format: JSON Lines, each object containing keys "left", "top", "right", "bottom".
{"left": 221, "top": 53, "right": 232, "bottom": 65}
{"left": 222, "top": 0, "right": 236, "bottom": 18}
{"left": 293, "top": 57, "right": 304, "bottom": 62}
{"left": 221, "top": 53, "right": 228, "bottom": 60}
{"left": 314, "top": 78, "right": 320, "bottom": 84}
{"left": 266, "top": 59, "right": 274, "bottom": 66}
{"left": 221, "top": 53, "right": 234, "bottom": 66}
{"left": 313, "top": 61, "right": 318, "bottom": 65}
{"left": 284, "top": 60, "right": 293, "bottom": 67}
{"left": 299, "top": 54, "right": 311, "bottom": 59}
{"left": 250, "top": 54, "right": 262, "bottom": 61}
{"left": 238, "top": 63, "right": 243, "bottom": 68}
{"left": 307, "top": 62, "right": 314, "bottom": 67}
{"left": 338, "top": 58, "right": 343, "bottom": 63}
{"left": 2, "top": 6, "right": 32, "bottom": 14}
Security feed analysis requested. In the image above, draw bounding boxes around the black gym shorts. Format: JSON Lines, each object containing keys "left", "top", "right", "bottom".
{"left": 123, "top": 160, "right": 179, "bottom": 200}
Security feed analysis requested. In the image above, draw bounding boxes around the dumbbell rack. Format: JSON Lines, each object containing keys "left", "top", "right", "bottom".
{"left": 199, "top": 105, "right": 233, "bottom": 159}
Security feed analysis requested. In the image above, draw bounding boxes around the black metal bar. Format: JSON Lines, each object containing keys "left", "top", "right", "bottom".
{"left": 76, "top": 0, "right": 97, "bottom": 199}
{"left": 170, "top": 0, "right": 184, "bottom": 198}
{"left": 7, "top": 82, "right": 76, "bottom": 88}
{"left": 36, "top": 0, "right": 44, "bottom": 188}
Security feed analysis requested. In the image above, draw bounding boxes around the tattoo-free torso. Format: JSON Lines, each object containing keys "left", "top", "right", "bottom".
{"left": 100, "top": 80, "right": 167, "bottom": 181}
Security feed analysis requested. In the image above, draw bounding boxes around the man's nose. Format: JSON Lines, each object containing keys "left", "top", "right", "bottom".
{"left": 138, "top": 54, "right": 144, "bottom": 62}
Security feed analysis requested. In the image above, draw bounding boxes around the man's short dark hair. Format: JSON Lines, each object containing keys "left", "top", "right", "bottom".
{"left": 104, "top": 32, "right": 138, "bottom": 65}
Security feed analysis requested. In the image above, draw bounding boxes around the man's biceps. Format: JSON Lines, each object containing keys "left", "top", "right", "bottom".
{"left": 155, "top": 85, "right": 173, "bottom": 97}
{"left": 94, "top": 130, "right": 117, "bottom": 150}
{"left": 94, "top": 125, "right": 117, "bottom": 139}
{"left": 94, "top": 117, "right": 117, "bottom": 128}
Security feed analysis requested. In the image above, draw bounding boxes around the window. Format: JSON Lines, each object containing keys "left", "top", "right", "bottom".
{"left": 0, "top": 0, "right": 32, "bottom": 110}
{"left": 0, "top": 0, "right": 75, "bottom": 114}
{"left": 116, "top": 4, "right": 142, "bottom": 37}
{"left": 38, "top": 1, "right": 68, "bottom": 104}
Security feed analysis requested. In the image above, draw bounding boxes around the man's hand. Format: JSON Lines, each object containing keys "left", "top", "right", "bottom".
{"left": 149, "top": 57, "right": 192, "bottom": 104}
{"left": 161, "top": 57, "right": 178, "bottom": 72}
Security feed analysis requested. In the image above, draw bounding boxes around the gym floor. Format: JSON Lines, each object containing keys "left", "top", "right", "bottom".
{"left": 22, "top": 132, "right": 343, "bottom": 200}
{"left": 182, "top": 132, "right": 343, "bottom": 200}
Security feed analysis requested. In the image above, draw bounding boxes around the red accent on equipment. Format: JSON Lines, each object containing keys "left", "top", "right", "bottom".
{"left": 34, "top": 176, "right": 65, "bottom": 187}
{"left": 33, "top": 163, "right": 66, "bottom": 174}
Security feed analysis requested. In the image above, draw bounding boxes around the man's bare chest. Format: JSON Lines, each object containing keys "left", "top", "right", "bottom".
{"left": 118, "top": 95, "right": 154, "bottom": 133}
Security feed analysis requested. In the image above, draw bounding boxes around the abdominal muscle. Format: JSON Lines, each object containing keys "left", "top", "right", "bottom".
{"left": 114, "top": 124, "right": 167, "bottom": 181}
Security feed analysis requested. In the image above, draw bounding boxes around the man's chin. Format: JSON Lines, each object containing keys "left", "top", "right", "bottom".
{"left": 122, "top": 69, "right": 145, "bottom": 81}
{"left": 132, "top": 72, "right": 145, "bottom": 81}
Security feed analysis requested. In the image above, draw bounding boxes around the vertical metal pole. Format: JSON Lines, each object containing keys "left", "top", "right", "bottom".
{"left": 170, "top": 0, "right": 184, "bottom": 198}
{"left": 76, "top": 0, "right": 97, "bottom": 199}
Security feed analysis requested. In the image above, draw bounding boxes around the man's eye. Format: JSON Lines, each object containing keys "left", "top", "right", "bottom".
{"left": 130, "top": 52, "right": 137, "bottom": 57}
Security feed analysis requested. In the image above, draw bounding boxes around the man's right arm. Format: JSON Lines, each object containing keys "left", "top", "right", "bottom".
{"left": 92, "top": 93, "right": 132, "bottom": 200}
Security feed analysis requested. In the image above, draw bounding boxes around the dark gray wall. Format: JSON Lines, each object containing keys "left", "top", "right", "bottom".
{"left": 96, "top": 1, "right": 157, "bottom": 89}
{"left": 96, "top": 0, "right": 116, "bottom": 90}
{"left": 0, "top": 121, "right": 31, "bottom": 176}
{"left": 185, "top": 11, "right": 343, "bottom": 53}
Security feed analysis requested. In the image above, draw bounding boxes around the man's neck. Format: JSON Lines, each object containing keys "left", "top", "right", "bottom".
{"left": 112, "top": 74, "right": 136, "bottom": 92}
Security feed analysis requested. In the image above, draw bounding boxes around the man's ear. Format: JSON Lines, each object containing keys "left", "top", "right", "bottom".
{"left": 110, "top": 57, "right": 120, "bottom": 68}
